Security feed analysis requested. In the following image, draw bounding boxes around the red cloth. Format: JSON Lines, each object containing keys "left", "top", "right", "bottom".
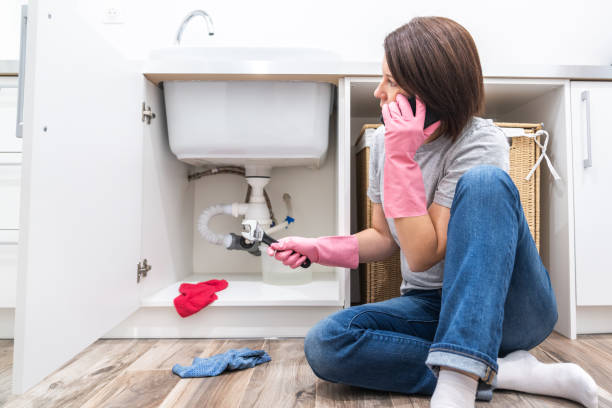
{"left": 173, "top": 279, "right": 228, "bottom": 318}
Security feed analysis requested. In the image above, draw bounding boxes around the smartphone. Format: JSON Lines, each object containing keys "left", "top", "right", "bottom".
{"left": 379, "top": 95, "right": 440, "bottom": 129}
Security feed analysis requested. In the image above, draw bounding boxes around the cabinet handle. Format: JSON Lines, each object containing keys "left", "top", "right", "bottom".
{"left": 581, "top": 90, "right": 592, "bottom": 168}
{"left": 15, "top": 5, "right": 28, "bottom": 139}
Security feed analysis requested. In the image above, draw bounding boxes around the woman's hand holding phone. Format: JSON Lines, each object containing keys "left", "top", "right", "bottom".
{"left": 381, "top": 94, "right": 441, "bottom": 218}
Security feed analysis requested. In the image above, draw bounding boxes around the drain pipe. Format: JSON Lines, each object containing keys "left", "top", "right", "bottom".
{"left": 197, "top": 165, "right": 296, "bottom": 254}
{"left": 265, "top": 193, "right": 295, "bottom": 235}
{"left": 197, "top": 202, "right": 249, "bottom": 248}
{"left": 198, "top": 196, "right": 296, "bottom": 254}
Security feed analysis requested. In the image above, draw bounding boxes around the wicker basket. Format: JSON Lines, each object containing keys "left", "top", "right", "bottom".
{"left": 354, "top": 122, "right": 542, "bottom": 304}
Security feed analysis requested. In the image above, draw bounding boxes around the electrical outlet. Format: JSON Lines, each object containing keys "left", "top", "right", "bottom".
{"left": 103, "top": 7, "right": 124, "bottom": 24}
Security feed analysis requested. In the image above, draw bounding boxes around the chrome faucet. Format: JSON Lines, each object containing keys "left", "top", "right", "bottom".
{"left": 175, "top": 10, "right": 215, "bottom": 45}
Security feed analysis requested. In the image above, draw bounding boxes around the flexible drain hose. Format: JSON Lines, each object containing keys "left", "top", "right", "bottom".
{"left": 197, "top": 204, "right": 234, "bottom": 248}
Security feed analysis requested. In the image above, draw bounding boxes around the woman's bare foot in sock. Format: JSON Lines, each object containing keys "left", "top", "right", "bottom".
{"left": 496, "top": 350, "right": 598, "bottom": 408}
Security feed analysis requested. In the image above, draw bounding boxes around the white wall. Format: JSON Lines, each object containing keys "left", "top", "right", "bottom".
{"left": 1, "top": 0, "right": 612, "bottom": 66}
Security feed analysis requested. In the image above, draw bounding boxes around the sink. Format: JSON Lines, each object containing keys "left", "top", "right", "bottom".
{"left": 163, "top": 80, "right": 333, "bottom": 168}
{"left": 151, "top": 46, "right": 337, "bottom": 168}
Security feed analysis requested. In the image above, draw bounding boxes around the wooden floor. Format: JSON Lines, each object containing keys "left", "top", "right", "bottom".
{"left": 1, "top": 331, "right": 612, "bottom": 407}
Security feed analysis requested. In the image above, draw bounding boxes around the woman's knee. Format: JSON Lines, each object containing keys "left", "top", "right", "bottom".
{"left": 527, "top": 305, "right": 558, "bottom": 349}
{"left": 456, "top": 165, "right": 519, "bottom": 203}
{"left": 304, "top": 315, "right": 350, "bottom": 382}
{"left": 500, "top": 301, "right": 559, "bottom": 355}
{"left": 537, "top": 295, "right": 559, "bottom": 346}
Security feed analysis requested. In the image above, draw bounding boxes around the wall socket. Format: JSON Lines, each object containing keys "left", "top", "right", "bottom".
{"left": 103, "top": 7, "right": 124, "bottom": 24}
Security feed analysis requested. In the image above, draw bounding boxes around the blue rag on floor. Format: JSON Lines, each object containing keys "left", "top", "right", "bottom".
{"left": 172, "top": 347, "right": 272, "bottom": 378}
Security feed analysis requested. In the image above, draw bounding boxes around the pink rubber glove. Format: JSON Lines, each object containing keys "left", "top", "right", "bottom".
{"left": 266, "top": 236, "right": 359, "bottom": 269}
{"left": 382, "top": 94, "right": 441, "bottom": 218}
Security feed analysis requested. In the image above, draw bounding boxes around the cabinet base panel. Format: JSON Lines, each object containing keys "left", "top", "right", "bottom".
{"left": 102, "top": 305, "right": 341, "bottom": 338}
{"left": 0, "top": 308, "right": 14, "bottom": 338}
{"left": 577, "top": 306, "right": 612, "bottom": 334}
{"left": 141, "top": 273, "right": 342, "bottom": 307}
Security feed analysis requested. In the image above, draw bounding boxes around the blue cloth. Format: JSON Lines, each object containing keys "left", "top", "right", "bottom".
{"left": 303, "top": 165, "right": 558, "bottom": 402}
{"left": 172, "top": 347, "right": 271, "bottom": 378}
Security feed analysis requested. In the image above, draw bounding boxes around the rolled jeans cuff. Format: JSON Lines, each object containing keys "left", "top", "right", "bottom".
{"left": 425, "top": 345, "right": 498, "bottom": 385}
{"left": 425, "top": 347, "right": 499, "bottom": 402}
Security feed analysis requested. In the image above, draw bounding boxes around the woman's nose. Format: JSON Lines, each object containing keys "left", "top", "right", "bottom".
{"left": 373, "top": 85, "right": 384, "bottom": 101}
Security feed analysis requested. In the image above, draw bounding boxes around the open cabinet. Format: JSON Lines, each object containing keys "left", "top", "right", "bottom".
{"left": 103, "top": 77, "right": 348, "bottom": 340}
{"left": 346, "top": 77, "right": 576, "bottom": 339}
{"left": 12, "top": 0, "right": 350, "bottom": 394}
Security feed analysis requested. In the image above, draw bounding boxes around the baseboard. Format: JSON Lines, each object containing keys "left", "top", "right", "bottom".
{"left": 102, "top": 306, "right": 341, "bottom": 338}
{"left": 0, "top": 308, "right": 14, "bottom": 339}
{"left": 576, "top": 306, "right": 612, "bottom": 334}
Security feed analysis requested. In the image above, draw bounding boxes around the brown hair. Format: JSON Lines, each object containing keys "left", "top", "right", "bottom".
{"left": 384, "top": 17, "right": 484, "bottom": 142}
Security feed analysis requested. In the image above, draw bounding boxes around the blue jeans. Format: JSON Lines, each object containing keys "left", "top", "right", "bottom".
{"left": 304, "top": 165, "right": 558, "bottom": 401}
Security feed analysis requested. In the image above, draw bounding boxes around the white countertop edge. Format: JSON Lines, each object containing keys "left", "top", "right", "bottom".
{"left": 4, "top": 57, "right": 612, "bottom": 79}
{"left": 143, "top": 60, "right": 612, "bottom": 80}
{"left": 482, "top": 63, "right": 612, "bottom": 80}
{"left": 143, "top": 60, "right": 380, "bottom": 77}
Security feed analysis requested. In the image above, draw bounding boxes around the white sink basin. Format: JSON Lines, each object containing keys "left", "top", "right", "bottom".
{"left": 150, "top": 46, "right": 337, "bottom": 168}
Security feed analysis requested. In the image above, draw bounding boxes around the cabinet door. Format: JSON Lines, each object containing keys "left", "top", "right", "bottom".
{"left": 571, "top": 81, "right": 612, "bottom": 306}
{"left": 13, "top": 0, "right": 142, "bottom": 394}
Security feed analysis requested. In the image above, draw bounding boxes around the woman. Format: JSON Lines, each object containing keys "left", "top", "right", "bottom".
{"left": 267, "top": 17, "right": 598, "bottom": 408}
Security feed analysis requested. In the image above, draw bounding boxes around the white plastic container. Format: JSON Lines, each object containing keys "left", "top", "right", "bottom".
{"left": 163, "top": 80, "right": 333, "bottom": 168}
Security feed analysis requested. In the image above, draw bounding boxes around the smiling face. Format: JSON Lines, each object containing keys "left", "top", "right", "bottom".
{"left": 373, "top": 55, "right": 407, "bottom": 108}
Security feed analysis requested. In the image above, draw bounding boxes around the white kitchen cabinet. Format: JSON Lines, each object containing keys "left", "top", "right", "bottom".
{"left": 11, "top": 0, "right": 612, "bottom": 397}
{"left": 347, "top": 77, "right": 578, "bottom": 339}
{"left": 570, "top": 82, "right": 612, "bottom": 329}
{"left": 12, "top": 0, "right": 348, "bottom": 394}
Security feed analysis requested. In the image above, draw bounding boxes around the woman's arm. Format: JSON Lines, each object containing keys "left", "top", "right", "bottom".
{"left": 354, "top": 203, "right": 399, "bottom": 263}
{"left": 394, "top": 202, "right": 450, "bottom": 272}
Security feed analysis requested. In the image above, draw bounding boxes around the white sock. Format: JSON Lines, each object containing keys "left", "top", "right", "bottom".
{"left": 430, "top": 368, "right": 478, "bottom": 408}
{"left": 496, "top": 350, "right": 598, "bottom": 408}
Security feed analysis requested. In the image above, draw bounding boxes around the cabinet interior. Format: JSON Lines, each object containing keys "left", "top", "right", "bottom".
{"left": 347, "top": 78, "right": 572, "bottom": 315}
{"left": 139, "top": 78, "right": 343, "bottom": 307}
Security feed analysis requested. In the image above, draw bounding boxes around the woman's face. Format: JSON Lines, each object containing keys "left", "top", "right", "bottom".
{"left": 373, "top": 56, "right": 407, "bottom": 108}
{"left": 373, "top": 55, "right": 442, "bottom": 142}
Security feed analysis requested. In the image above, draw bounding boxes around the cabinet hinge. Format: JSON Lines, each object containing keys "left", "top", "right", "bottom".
{"left": 137, "top": 258, "right": 151, "bottom": 283}
{"left": 141, "top": 102, "right": 156, "bottom": 124}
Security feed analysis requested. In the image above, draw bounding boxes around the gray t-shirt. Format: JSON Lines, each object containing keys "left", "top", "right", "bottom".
{"left": 366, "top": 116, "right": 510, "bottom": 294}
